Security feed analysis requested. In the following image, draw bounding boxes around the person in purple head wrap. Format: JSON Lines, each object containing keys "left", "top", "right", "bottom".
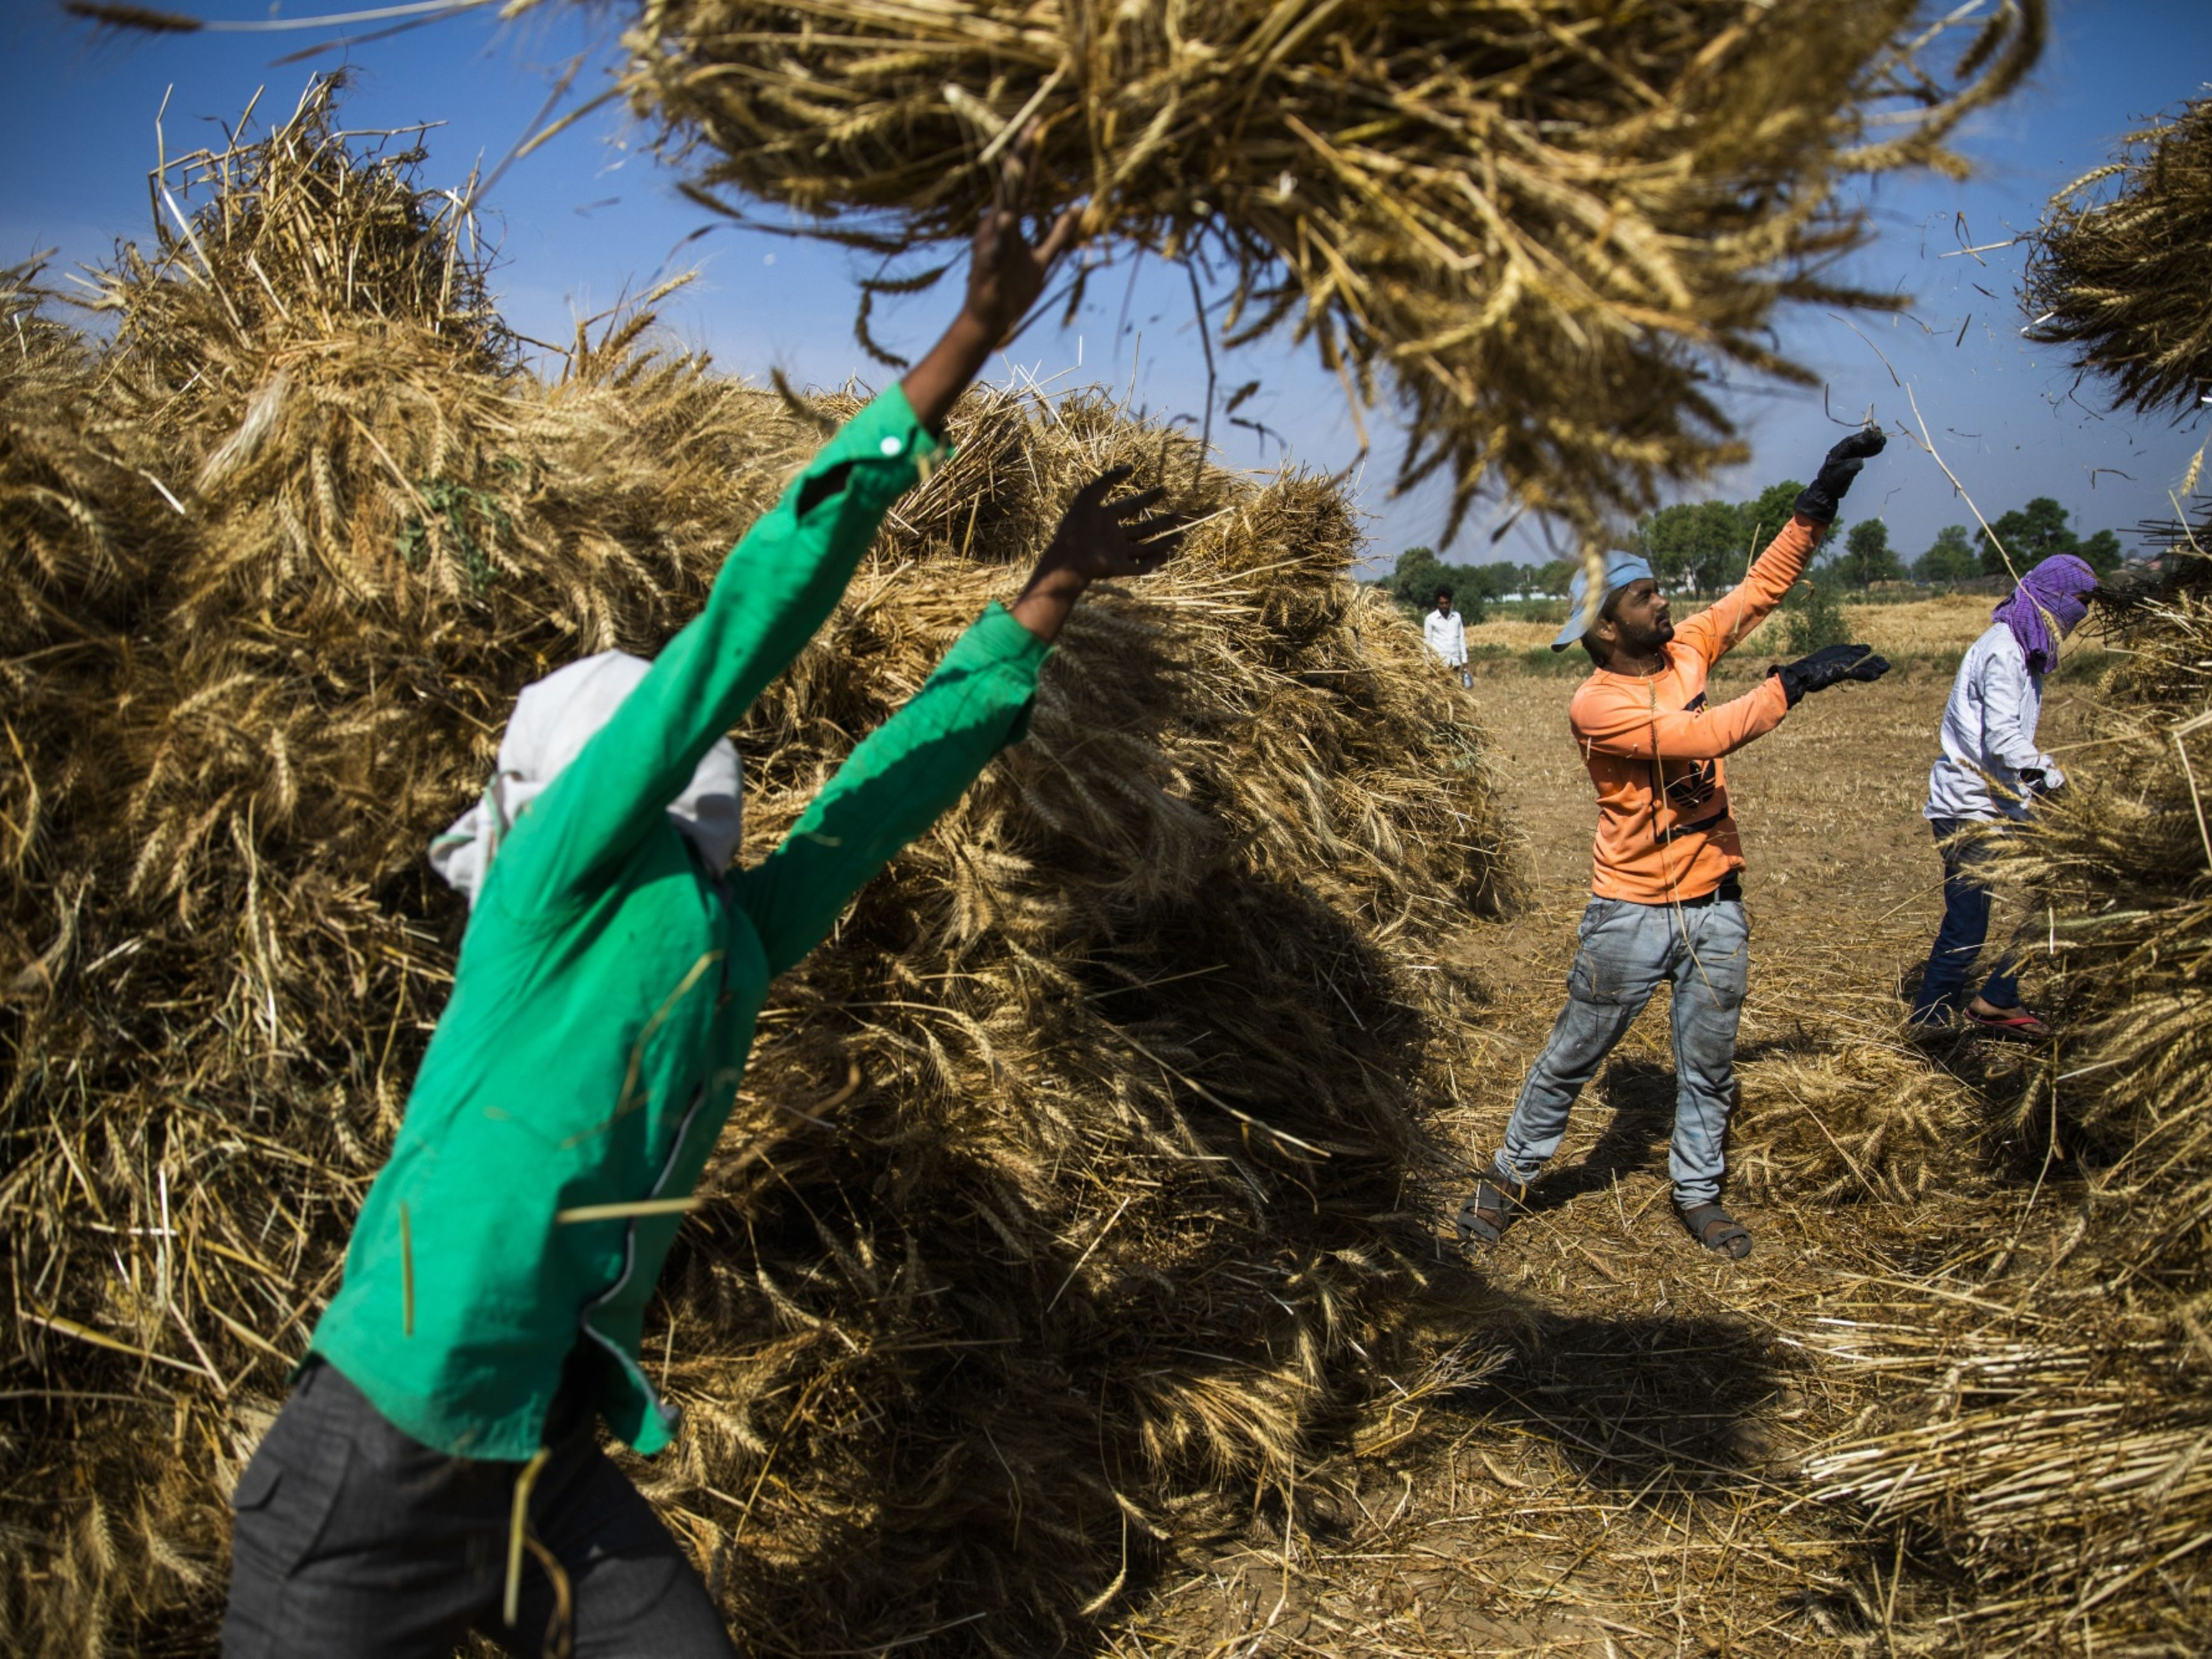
{"left": 1909, "top": 552, "right": 2101, "bottom": 1036}
{"left": 1994, "top": 552, "right": 2099, "bottom": 673}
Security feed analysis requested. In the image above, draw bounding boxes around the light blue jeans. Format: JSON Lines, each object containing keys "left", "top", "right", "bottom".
{"left": 1492, "top": 894, "right": 1750, "bottom": 1208}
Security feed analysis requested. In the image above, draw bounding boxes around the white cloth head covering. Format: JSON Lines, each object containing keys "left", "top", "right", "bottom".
{"left": 430, "top": 651, "right": 741, "bottom": 907}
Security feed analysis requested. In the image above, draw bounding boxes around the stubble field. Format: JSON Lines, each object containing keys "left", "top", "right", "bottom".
{"left": 1116, "top": 621, "right": 2104, "bottom": 1656}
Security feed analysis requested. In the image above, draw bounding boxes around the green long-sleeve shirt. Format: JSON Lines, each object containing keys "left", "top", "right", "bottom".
{"left": 311, "top": 386, "right": 1051, "bottom": 1461}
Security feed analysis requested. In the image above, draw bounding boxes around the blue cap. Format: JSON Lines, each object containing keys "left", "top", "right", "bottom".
{"left": 1551, "top": 552, "right": 1657, "bottom": 651}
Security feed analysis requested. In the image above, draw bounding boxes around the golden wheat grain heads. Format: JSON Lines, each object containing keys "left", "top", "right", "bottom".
{"left": 532, "top": 0, "right": 2045, "bottom": 550}
{"left": 2028, "top": 98, "right": 2212, "bottom": 421}
{"left": 1729, "top": 1039, "right": 1990, "bottom": 1206}
{"left": 90, "top": 75, "right": 509, "bottom": 379}
{"left": 0, "top": 261, "right": 162, "bottom": 653}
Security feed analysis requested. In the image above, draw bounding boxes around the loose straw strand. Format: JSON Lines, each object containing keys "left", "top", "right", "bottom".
{"left": 504, "top": 1446, "right": 553, "bottom": 1630}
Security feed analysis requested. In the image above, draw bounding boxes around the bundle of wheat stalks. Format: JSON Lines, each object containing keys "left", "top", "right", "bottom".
{"left": 485, "top": 0, "right": 2046, "bottom": 552}
{"left": 1796, "top": 225, "right": 2212, "bottom": 1647}
{"left": 0, "top": 81, "right": 1517, "bottom": 1654}
{"left": 1727, "top": 1038, "right": 1992, "bottom": 1207}
{"left": 2029, "top": 97, "right": 2212, "bottom": 424}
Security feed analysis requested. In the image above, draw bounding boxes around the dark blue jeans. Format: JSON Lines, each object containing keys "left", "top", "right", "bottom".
{"left": 1910, "top": 817, "right": 2019, "bottom": 1021}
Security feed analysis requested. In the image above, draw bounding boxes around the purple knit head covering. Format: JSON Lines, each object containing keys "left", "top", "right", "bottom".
{"left": 1992, "top": 553, "right": 2098, "bottom": 673}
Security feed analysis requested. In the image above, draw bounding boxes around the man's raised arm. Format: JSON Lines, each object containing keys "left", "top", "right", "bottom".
{"left": 486, "top": 136, "right": 1080, "bottom": 916}
{"left": 1675, "top": 427, "right": 1887, "bottom": 666}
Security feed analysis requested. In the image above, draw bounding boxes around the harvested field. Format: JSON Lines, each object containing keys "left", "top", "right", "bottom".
{"left": 11, "top": 34, "right": 2212, "bottom": 1659}
{"left": 1828, "top": 594, "right": 2015, "bottom": 659}
{"left": 1108, "top": 662, "right": 2137, "bottom": 1657}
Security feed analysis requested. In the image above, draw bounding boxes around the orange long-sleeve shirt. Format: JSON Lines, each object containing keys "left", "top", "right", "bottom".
{"left": 1569, "top": 514, "right": 1824, "bottom": 903}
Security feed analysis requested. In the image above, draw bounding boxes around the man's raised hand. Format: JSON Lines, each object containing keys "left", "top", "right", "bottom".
{"left": 1794, "top": 425, "right": 1889, "bottom": 524}
{"left": 962, "top": 125, "right": 1080, "bottom": 346}
{"left": 1009, "top": 467, "right": 1187, "bottom": 643}
{"left": 1043, "top": 467, "right": 1184, "bottom": 582}
{"left": 901, "top": 124, "right": 1081, "bottom": 432}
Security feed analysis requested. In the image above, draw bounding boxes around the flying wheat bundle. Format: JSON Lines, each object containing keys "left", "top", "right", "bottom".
{"left": 542, "top": 0, "right": 2041, "bottom": 554}
{"left": 62, "top": 0, "right": 2050, "bottom": 560}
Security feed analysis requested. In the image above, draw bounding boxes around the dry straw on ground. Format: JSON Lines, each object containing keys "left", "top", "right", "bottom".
{"left": 505, "top": 0, "right": 2050, "bottom": 554}
{"left": 0, "top": 80, "right": 1518, "bottom": 1654}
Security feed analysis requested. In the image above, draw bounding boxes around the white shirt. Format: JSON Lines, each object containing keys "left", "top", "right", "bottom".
{"left": 1925, "top": 623, "right": 2063, "bottom": 823}
{"left": 1423, "top": 607, "right": 1467, "bottom": 667}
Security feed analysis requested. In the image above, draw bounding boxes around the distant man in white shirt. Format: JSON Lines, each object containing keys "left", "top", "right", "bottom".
{"left": 1424, "top": 587, "right": 1471, "bottom": 688}
{"left": 1910, "top": 552, "right": 2099, "bottom": 1038}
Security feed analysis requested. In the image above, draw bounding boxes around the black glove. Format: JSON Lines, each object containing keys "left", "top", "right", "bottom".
{"left": 1793, "top": 426, "right": 1887, "bottom": 524}
{"left": 1768, "top": 643, "right": 1890, "bottom": 706}
{"left": 2019, "top": 766, "right": 2065, "bottom": 802}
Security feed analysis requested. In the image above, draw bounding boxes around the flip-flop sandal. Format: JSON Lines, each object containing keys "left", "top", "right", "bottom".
{"left": 1964, "top": 1005, "right": 2052, "bottom": 1040}
{"left": 1454, "top": 1178, "right": 1519, "bottom": 1247}
{"left": 1679, "top": 1203, "right": 1752, "bottom": 1260}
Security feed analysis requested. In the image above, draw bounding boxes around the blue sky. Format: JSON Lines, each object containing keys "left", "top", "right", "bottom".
{"left": 4, "top": 1, "right": 2208, "bottom": 575}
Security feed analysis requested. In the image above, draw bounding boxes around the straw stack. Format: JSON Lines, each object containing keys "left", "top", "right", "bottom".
{"left": 1798, "top": 101, "right": 2212, "bottom": 1644}
{"left": 503, "top": 0, "right": 2048, "bottom": 558}
{"left": 0, "top": 80, "right": 1518, "bottom": 1653}
{"left": 1728, "top": 1038, "right": 1991, "bottom": 1207}
{"left": 2028, "top": 98, "right": 2212, "bottom": 426}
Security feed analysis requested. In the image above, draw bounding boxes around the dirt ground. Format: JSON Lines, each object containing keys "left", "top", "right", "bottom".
{"left": 1110, "top": 623, "right": 2104, "bottom": 1657}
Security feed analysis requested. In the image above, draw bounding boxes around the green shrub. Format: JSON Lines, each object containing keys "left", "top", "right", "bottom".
{"left": 1782, "top": 572, "right": 1849, "bottom": 654}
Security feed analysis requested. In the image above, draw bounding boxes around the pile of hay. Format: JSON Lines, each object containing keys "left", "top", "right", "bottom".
{"left": 1793, "top": 107, "right": 2212, "bottom": 1638}
{"left": 1729, "top": 1037, "right": 1992, "bottom": 1207}
{"left": 2028, "top": 97, "right": 2212, "bottom": 425}
{"left": 1808, "top": 527, "right": 2212, "bottom": 1648}
{"left": 0, "top": 80, "right": 1520, "bottom": 1654}
{"left": 481, "top": 0, "right": 2047, "bottom": 550}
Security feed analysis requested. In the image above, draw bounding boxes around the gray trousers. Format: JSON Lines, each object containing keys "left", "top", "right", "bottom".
{"left": 1492, "top": 893, "right": 1750, "bottom": 1208}
{"left": 222, "top": 1359, "right": 737, "bottom": 1659}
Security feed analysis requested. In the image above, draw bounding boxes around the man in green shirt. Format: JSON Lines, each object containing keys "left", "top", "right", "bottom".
{"left": 222, "top": 151, "right": 1182, "bottom": 1658}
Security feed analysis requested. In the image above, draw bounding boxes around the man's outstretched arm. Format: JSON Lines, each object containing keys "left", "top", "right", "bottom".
{"left": 1676, "top": 428, "right": 1887, "bottom": 666}
{"left": 1579, "top": 636, "right": 1894, "bottom": 763}
{"left": 899, "top": 128, "right": 1076, "bottom": 432}
{"left": 486, "top": 139, "right": 1079, "bottom": 918}
{"left": 1574, "top": 676, "right": 1790, "bottom": 764}
{"left": 738, "top": 469, "right": 1184, "bottom": 976}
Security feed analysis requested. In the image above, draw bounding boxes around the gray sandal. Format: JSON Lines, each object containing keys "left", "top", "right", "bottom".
{"left": 1455, "top": 1178, "right": 1519, "bottom": 1247}
{"left": 1680, "top": 1202, "right": 1752, "bottom": 1259}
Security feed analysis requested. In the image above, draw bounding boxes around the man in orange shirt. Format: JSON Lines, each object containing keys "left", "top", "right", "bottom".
{"left": 1457, "top": 429, "right": 1891, "bottom": 1260}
